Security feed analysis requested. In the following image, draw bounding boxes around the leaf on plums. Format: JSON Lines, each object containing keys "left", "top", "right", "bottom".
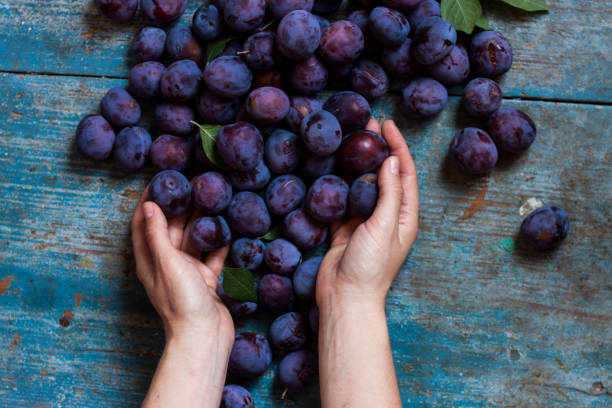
{"left": 475, "top": 12, "right": 491, "bottom": 30}
{"left": 191, "top": 121, "right": 229, "bottom": 171}
{"left": 441, "top": 0, "right": 482, "bottom": 34}
{"left": 258, "top": 224, "right": 283, "bottom": 241}
{"left": 222, "top": 267, "right": 257, "bottom": 303}
{"left": 206, "top": 37, "right": 233, "bottom": 64}
{"left": 496, "top": 0, "right": 549, "bottom": 12}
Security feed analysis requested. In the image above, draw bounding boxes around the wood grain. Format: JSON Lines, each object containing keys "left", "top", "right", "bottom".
{"left": 0, "top": 71, "right": 610, "bottom": 406}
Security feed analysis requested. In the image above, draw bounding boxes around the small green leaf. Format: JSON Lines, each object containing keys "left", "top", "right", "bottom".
{"left": 258, "top": 224, "right": 283, "bottom": 241}
{"left": 496, "top": 0, "right": 549, "bottom": 12}
{"left": 475, "top": 12, "right": 491, "bottom": 30}
{"left": 206, "top": 37, "right": 233, "bottom": 63}
{"left": 441, "top": 0, "right": 482, "bottom": 34}
{"left": 222, "top": 267, "right": 257, "bottom": 303}
{"left": 190, "top": 121, "right": 229, "bottom": 170}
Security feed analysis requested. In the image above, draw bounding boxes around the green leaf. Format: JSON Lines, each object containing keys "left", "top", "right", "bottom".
{"left": 441, "top": 0, "right": 482, "bottom": 34}
{"left": 190, "top": 121, "right": 229, "bottom": 170}
{"left": 258, "top": 224, "right": 283, "bottom": 241}
{"left": 475, "top": 12, "right": 491, "bottom": 29}
{"left": 496, "top": 0, "right": 549, "bottom": 12}
{"left": 222, "top": 267, "right": 257, "bottom": 303}
{"left": 206, "top": 37, "right": 233, "bottom": 63}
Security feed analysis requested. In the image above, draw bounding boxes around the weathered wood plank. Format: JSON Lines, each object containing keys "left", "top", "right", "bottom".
{"left": 0, "top": 72, "right": 610, "bottom": 407}
{"left": 0, "top": 1, "right": 610, "bottom": 103}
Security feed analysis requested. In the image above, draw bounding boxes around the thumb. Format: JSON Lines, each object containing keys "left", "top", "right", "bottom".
{"left": 368, "top": 155, "right": 402, "bottom": 232}
{"left": 143, "top": 201, "right": 173, "bottom": 259}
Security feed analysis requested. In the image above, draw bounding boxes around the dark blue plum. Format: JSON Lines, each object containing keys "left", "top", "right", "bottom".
{"left": 228, "top": 332, "right": 272, "bottom": 378}
{"left": 141, "top": 0, "right": 187, "bottom": 26}
{"left": 489, "top": 108, "right": 537, "bottom": 152}
{"left": 95, "top": 0, "right": 138, "bottom": 22}
{"left": 75, "top": 115, "right": 116, "bottom": 161}
{"left": 462, "top": 78, "right": 502, "bottom": 118}
{"left": 246, "top": 87, "right": 290, "bottom": 124}
{"left": 160, "top": 60, "right": 202, "bottom": 102}
{"left": 264, "top": 129, "right": 302, "bottom": 174}
{"left": 269, "top": 312, "right": 307, "bottom": 351}
{"left": 231, "top": 238, "right": 265, "bottom": 270}
{"left": 301, "top": 110, "right": 342, "bottom": 156}
{"left": 270, "top": 0, "right": 313, "bottom": 18}
{"left": 302, "top": 151, "right": 335, "bottom": 178}
{"left": 306, "top": 175, "right": 349, "bottom": 222}
{"left": 242, "top": 32, "right": 278, "bottom": 71}
{"left": 449, "top": 127, "right": 498, "bottom": 175}
{"left": 192, "top": 172, "right": 232, "bottom": 215}
{"left": 470, "top": 31, "right": 513, "bottom": 78}
{"left": 264, "top": 238, "right": 302, "bottom": 275}
{"left": 284, "top": 208, "right": 328, "bottom": 249}
{"left": 428, "top": 45, "right": 470, "bottom": 86}
{"left": 132, "top": 27, "right": 167, "bottom": 62}
{"left": 337, "top": 130, "right": 389, "bottom": 175}
{"left": 381, "top": 38, "right": 422, "bottom": 78}
{"left": 148, "top": 170, "right": 192, "bottom": 217}
{"left": 318, "top": 20, "right": 364, "bottom": 64}
{"left": 227, "top": 192, "right": 271, "bottom": 237}
{"left": 228, "top": 161, "right": 271, "bottom": 191}
{"left": 217, "top": 284, "right": 258, "bottom": 317}
{"left": 277, "top": 10, "right": 321, "bottom": 60}
{"left": 293, "top": 256, "right": 321, "bottom": 301}
{"left": 192, "top": 4, "right": 222, "bottom": 42}
{"left": 369, "top": 6, "right": 410, "bottom": 47}
{"left": 309, "top": 305, "right": 319, "bottom": 334}
{"left": 258, "top": 274, "right": 295, "bottom": 314}
{"left": 113, "top": 126, "right": 151, "bottom": 172}
{"left": 100, "top": 87, "right": 141, "bottom": 127}
{"left": 204, "top": 56, "right": 253, "bottom": 99}
{"left": 223, "top": 0, "right": 266, "bottom": 33}
{"left": 279, "top": 350, "right": 316, "bottom": 388}
{"left": 413, "top": 17, "right": 456, "bottom": 65}
{"left": 265, "top": 174, "right": 307, "bottom": 216}
{"left": 189, "top": 216, "right": 231, "bottom": 251}
{"left": 350, "top": 60, "right": 389, "bottom": 100}
{"left": 165, "top": 25, "right": 203, "bottom": 66}
{"left": 217, "top": 122, "right": 264, "bottom": 171}
{"left": 150, "top": 134, "right": 191, "bottom": 171}
{"left": 401, "top": 77, "right": 448, "bottom": 118}
{"left": 349, "top": 173, "right": 378, "bottom": 218}
{"left": 520, "top": 206, "right": 569, "bottom": 249}
{"left": 196, "top": 90, "right": 240, "bottom": 125}
{"left": 289, "top": 56, "right": 328, "bottom": 94}
{"left": 323, "top": 91, "right": 371, "bottom": 134}
{"left": 129, "top": 61, "right": 165, "bottom": 100}
{"left": 407, "top": 0, "right": 440, "bottom": 30}
{"left": 221, "top": 384, "right": 254, "bottom": 408}
{"left": 286, "top": 96, "right": 323, "bottom": 133}
{"left": 154, "top": 103, "right": 194, "bottom": 135}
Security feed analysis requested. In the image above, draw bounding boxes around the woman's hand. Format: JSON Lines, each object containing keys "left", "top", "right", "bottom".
{"left": 131, "top": 187, "right": 234, "bottom": 408}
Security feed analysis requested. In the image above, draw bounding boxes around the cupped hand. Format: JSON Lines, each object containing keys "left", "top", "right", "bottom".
{"left": 317, "top": 119, "right": 419, "bottom": 307}
{"left": 131, "top": 187, "right": 234, "bottom": 344}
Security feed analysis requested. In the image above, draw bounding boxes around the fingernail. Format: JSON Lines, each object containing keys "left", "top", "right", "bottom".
{"left": 143, "top": 202, "right": 154, "bottom": 219}
{"left": 389, "top": 156, "right": 399, "bottom": 175}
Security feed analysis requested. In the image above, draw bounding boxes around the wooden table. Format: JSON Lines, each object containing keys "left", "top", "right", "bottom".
{"left": 0, "top": 1, "right": 610, "bottom": 406}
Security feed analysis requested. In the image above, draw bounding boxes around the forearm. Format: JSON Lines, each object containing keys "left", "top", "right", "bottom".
{"left": 318, "top": 293, "right": 402, "bottom": 408}
{"left": 143, "top": 330, "right": 233, "bottom": 408}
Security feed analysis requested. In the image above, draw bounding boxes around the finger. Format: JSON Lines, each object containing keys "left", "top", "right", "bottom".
{"left": 330, "top": 218, "right": 362, "bottom": 248}
{"left": 181, "top": 209, "right": 204, "bottom": 259}
{"left": 131, "top": 186, "right": 154, "bottom": 287}
{"left": 382, "top": 120, "right": 419, "bottom": 245}
{"left": 204, "top": 245, "right": 230, "bottom": 280}
{"left": 167, "top": 208, "right": 191, "bottom": 249}
{"left": 143, "top": 201, "right": 174, "bottom": 263}
{"left": 367, "top": 155, "right": 402, "bottom": 235}
{"left": 365, "top": 118, "right": 381, "bottom": 134}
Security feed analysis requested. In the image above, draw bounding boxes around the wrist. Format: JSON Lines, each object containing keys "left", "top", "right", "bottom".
{"left": 165, "top": 320, "right": 234, "bottom": 353}
{"left": 318, "top": 286, "right": 386, "bottom": 316}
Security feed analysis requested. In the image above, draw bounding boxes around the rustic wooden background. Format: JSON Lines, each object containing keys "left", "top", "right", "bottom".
{"left": 0, "top": 0, "right": 610, "bottom": 406}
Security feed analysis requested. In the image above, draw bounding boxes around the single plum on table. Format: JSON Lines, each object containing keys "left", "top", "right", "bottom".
{"left": 148, "top": 170, "right": 192, "bottom": 217}
{"left": 221, "top": 384, "right": 254, "bottom": 408}
{"left": 150, "top": 134, "right": 191, "bottom": 171}
{"left": 277, "top": 10, "right": 321, "bottom": 60}
{"left": 269, "top": 312, "right": 307, "bottom": 351}
{"left": 160, "top": 60, "right": 202, "bottom": 102}
{"left": 264, "top": 129, "right": 302, "bottom": 174}
{"left": 265, "top": 174, "right": 306, "bottom": 216}
{"left": 279, "top": 350, "right": 316, "bottom": 388}
{"left": 349, "top": 173, "right": 378, "bottom": 218}
{"left": 246, "top": 87, "right": 290, "bottom": 125}
{"left": 401, "top": 77, "right": 448, "bottom": 118}
{"left": 196, "top": 90, "right": 240, "bottom": 125}
{"left": 306, "top": 175, "right": 349, "bottom": 222}
{"left": 449, "top": 127, "right": 498, "bottom": 175}
{"left": 230, "top": 238, "right": 265, "bottom": 270}
{"left": 227, "top": 192, "right": 271, "bottom": 237}
{"left": 132, "top": 27, "right": 167, "bottom": 62}
{"left": 228, "top": 161, "right": 271, "bottom": 191}
{"left": 289, "top": 55, "right": 328, "bottom": 95}
{"left": 264, "top": 238, "right": 302, "bottom": 275}
{"left": 489, "top": 107, "right": 537, "bottom": 153}
{"left": 323, "top": 91, "right": 371, "bottom": 134}
{"left": 242, "top": 32, "right": 278, "bottom": 71}
{"left": 337, "top": 130, "right": 390, "bottom": 175}
{"left": 223, "top": 0, "right": 266, "bottom": 32}
{"left": 189, "top": 215, "right": 231, "bottom": 252}
{"left": 129, "top": 61, "right": 165, "bottom": 100}
{"left": 470, "top": 30, "right": 513, "bottom": 78}
{"left": 293, "top": 256, "right": 322, "bottom": 301}
{"left": 165, "top": 25, "right": 203, "bottom": 66}
{"left": 100, "top": 87, "right": 141, "bottom": 127}
{"left": 228, "top": 332, "right": 272, "bottom": 378}
{"left": 154, "top": 103, "right": 194, "bottom": 135}
{"left": 349, "top": 60, "right": 389, "bottom": 100}
{"left": 258, "top": 274, "right": 295, "bottom": 314}
{"left": 192, "top": 172, "right": 233, "bottom": 215}
{"left": 95, "top": 0, "right": 138, "bottom": 22}
{"left": 75, "top": 115, "right": 116, "bottom": 161}
{"left": 462, "top": 78, "right": 502, "bottom": 118}
{"left": 317, "top": 20, "right": 364, "bottom": 65}
{"left": 413, "top": 16, "right": 456, "bottom": 65}
{"left": 520, "top": 206, "right": 569, "bottom": 249}
{"left": 204, "top": 56, "right": 253, "bottom": 99}
{"left": 428, "top": 44, "right": 470, "bottom": 86}
{"left": 300, "top": 110, "right": 342, "bottom": 156}
{"left": 113, "top": 126, "right": 151, "bottom": 173}
{"left": 192, "top": 4, "right": 222, "bottom": 42}
{"left": 141, "top": 0, "right": 187, "bottom": 26}
{"left": 217, "top": 122, "right": 264, "bottom": 171}
{"left": 286, "top": 96, "right": 323, "bottom": 133}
